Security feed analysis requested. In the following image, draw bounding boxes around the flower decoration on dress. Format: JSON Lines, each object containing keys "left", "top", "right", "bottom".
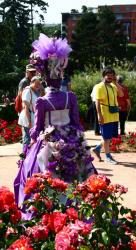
{"left": 39, "top": 126, "right": 55, "bottom": 140}
{"left": 43, "top": 125, "right": 94, "bottom": 182}
{"left": 29, "top": 50, "right": 45, "bottom": 74}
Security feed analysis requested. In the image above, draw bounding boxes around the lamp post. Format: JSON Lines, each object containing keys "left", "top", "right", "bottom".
{"left": 126, "top": 35, "right": 129, "bottom": 53}
{"left": 125, "top": 23, "right": 129, "bottom": 53}
{"left": 30, "top": 0, "right": 34, "bottom": 41}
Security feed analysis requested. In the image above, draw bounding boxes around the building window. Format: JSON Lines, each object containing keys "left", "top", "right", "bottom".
{"left": 115, "top": 6, "right": 120, "bottom": 12}
{"left": 71, "top": 15, "right": 78, "bottom": 21}
{"left": 125, "top": 6, "right": 131, "bottom": 12}
{"left": 116, "top": 14, "right": 124, "bottom": 20}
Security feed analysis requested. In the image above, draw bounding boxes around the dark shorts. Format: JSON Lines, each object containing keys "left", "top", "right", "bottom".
{"left": 100, "top": 122, "right": 118, "bottom": 140}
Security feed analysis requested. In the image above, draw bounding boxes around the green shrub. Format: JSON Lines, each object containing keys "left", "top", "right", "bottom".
{"left": 72, "top": 71, "right": 101, "bottom": 106}
{"left": 0, "top": 72, "right": 23, "bottom": 101}
{"left": 125, "top": 72, "right": 136, "bottom": 120}
{"left": 78, "top": 103, "right": 88, "bottom": 120}
{"left": 0, "top": 104, "right": 18, "bottom": 121}
{"left": 127, "top": 44, "right": 136, "bottom": 61}
{"left": 72, "top": 66, "right": 136, "bottom": 121}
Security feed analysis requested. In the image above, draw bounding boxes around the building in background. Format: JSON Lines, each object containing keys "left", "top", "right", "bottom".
{"left": 61, "top": 12, "right": 82, "bottom": 42}
{"left": 111, "top": 4, "right": 136, "bottom": 43}
{"left": 61, "top": 4, "right": 136, "bottom": 44}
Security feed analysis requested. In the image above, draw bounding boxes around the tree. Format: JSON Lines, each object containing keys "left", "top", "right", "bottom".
{"left": 23, "top": 0, "right": 48, "bottom": 40}
{"left": 71, "top": 6, "right": 126, "bottom": 71}
{"left": 0, "top": 0, "right": 48, "bottom": 60}
{"left": 71, "top": 9, "right": 79, "bottom": 13}
{"left": 71, "top": 10, "right": 98, "bottom": 70}
{"left": 34, "top": 23, "right": 61, "bottom": 39}
{"left": 0, "top": 22, "right": 21, "bottom": 97}
{"left": 0, "top": 22, "right": 15, "bottom": 73}
{"left": 81, "top": 5, "right": 88, "bottom": 13}
{"left": 96, "top": 6, "right": 126, "bottom": 63}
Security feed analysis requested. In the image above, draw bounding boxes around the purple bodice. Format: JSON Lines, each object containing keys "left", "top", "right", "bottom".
{"left": 30, "top": 90, "right": 81, "bottom": 140}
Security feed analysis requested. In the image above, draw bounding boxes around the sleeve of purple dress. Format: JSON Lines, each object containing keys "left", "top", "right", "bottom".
{"left": 69, "top": 92, "right": 82, "bottom": 130}
{"left": 30, "top": 97, "right": 45, "bottom": 140}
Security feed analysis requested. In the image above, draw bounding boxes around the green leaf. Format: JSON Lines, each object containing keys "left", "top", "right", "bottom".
{"left": 88, "top": 228, "right": 102, "bottom": 240}
{"left": 120, "top": 206, "right": 130, "bottom": 215}
{"left": 102, "top": 212, "right": 107, "bottom": 220}
{"left": 102, "top": 231, "right": 110, "bottom": 245}
{"left": 80, "top": 246, "right": 90, "bottom": 250}
{"left": 67, "top": 193, "right": 74, "bottom": 199}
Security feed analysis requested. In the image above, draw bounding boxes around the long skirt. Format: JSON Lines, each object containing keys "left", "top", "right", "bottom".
{"left": 14, "top": 125, "right": 97, "bottom": 219}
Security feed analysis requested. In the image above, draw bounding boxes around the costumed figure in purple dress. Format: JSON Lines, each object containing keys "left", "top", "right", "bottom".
{"left": 14, "top": 34, "right": 97, "bottom": 219}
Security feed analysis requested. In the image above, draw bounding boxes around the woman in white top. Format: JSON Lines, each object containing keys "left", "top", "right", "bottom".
{"left": 18, "top": 76, "right": 42, "bottom": 150}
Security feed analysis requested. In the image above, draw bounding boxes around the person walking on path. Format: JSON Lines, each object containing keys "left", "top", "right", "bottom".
{"left": 92, "top": 67, "right": 123, "bottom": 164}
{"left": 18, "top": 64, "right": 36, "bottom": 92}
{"left": 18, "top": 76, "right": 42, "bottom": 152}
{"left": 90, "top": 84, "right": 101, "bottom": 135}
{"left": 117, "top": 75, "right": 131, "bottom": 135}
{"left": 15, "top": 64, "right": 37, "bottom": 114}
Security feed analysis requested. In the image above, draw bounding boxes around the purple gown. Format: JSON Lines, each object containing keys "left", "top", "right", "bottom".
{"left": 14, "top": 89, "right": 97, "bottom": 217}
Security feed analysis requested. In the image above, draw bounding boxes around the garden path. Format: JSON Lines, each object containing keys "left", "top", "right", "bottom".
{"left": 0, "top": 121, "right": 136, "bottom": 209}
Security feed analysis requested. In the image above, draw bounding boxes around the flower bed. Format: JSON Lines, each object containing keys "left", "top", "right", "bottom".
{"left": 0, "top": 119, "right": 22, "bottom": 145}
{"left": 110, "top": 132, "right": 136, "bottom": 153}
{"left": 0, "top": 173, "right": 136, "bottom": 249}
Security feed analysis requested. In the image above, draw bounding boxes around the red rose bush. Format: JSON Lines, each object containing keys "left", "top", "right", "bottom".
{"left": 0, "top": 119, "right": 22, "bottom": 145}
{"left": 0, "top": 186, "right": 21, "bottom": 249}
{"left": 110, "top": 131, "right": 136, "bottom": 153}
{"left": 0, "top": 172, "right": 136, "bottom": 249}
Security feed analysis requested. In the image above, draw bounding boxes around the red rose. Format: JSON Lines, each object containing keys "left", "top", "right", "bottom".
{"left": 42, "top": 213, "right": 49, "bottom": 225}
{"left": 55, "top": 231, "right": 70, "bottom": 250}
{"left": 66, "top": 208, "right": 78, "bottom": 221}
{"left": 45, "top": 199, "right": 53, "bottom": 211}
{"left": 51, "top": 178, "right": 68, "bottom": 191}
{"left": 48, "top": 212, "right": 67, "bottom": 233}
{"left": 10, "top": 210, "right": 21, "bottom": 224}
{"left": 86, "top": 174, "right": 108, "bottom": 193}
{"left": 27, "top": 225, "right": 49, "bottom": 240}
{"left": 24, "top": 178, "right": 38, "bottom": 194}
{"left": 2, "top": 191, "right": 15, "bottom": 205}
{"left": 74, "top": 219, "right": 92, "bottom": 236}
{"left": 7, "top": 236, "right": 33, "bottom": 250}
{"left": 131, "top": 241, "right": 136, "bottom": 250}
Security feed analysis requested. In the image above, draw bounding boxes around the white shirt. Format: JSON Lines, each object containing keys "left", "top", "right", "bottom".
{"left": 91, "top": 85, "right": 97, "bottom": 102}
{"left": 18, "top": 87, "right": 38, "bottom": 127}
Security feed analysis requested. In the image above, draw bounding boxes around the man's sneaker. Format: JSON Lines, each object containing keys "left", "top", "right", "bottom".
{"left": 109, "top": 154, "right": 116, "bottom": 161}
{"left": 91, "top": 148, "right": 102, "bottom": 162}
{"left": 105, "top": 156, "right": 117, "bottom": 165}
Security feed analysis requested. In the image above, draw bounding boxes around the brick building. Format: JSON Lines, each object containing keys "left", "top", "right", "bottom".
{"left": 61, "top": 5, "right": 136, "bottom": 44}
{"left": 111, "top": 4, "right": 136, "bottom": 43}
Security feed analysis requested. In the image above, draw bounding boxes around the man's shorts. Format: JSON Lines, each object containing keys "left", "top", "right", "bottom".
{"left": 100, "top": 122, "right": 118, "bottom": 140}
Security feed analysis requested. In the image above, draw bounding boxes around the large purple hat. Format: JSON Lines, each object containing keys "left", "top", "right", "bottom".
{"left": 30, "top": 33, "right": 72, "bottom": 87}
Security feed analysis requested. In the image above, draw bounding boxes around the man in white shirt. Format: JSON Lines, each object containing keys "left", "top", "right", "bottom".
{"left": 90, "top": 84, "right": 101, "bottom": 135}
{"left": 18, "top": 76, "right": 42, "bottom": 150}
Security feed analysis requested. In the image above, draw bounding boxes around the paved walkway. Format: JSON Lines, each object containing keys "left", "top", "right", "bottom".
{"left": 0, "top": 121, "right": 136, "bottom": 209}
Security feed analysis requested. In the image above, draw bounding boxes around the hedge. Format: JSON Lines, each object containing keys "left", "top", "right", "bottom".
{"left": 72, "top": 68, "right": 136, "bottom": 121}
{"left": 0, "top": 104, "right": 18, "bottom": 121}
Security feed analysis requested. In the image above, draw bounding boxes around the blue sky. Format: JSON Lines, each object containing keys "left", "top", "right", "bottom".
{"left": 44, "top": 0, "right": 136, "bottom": 24}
